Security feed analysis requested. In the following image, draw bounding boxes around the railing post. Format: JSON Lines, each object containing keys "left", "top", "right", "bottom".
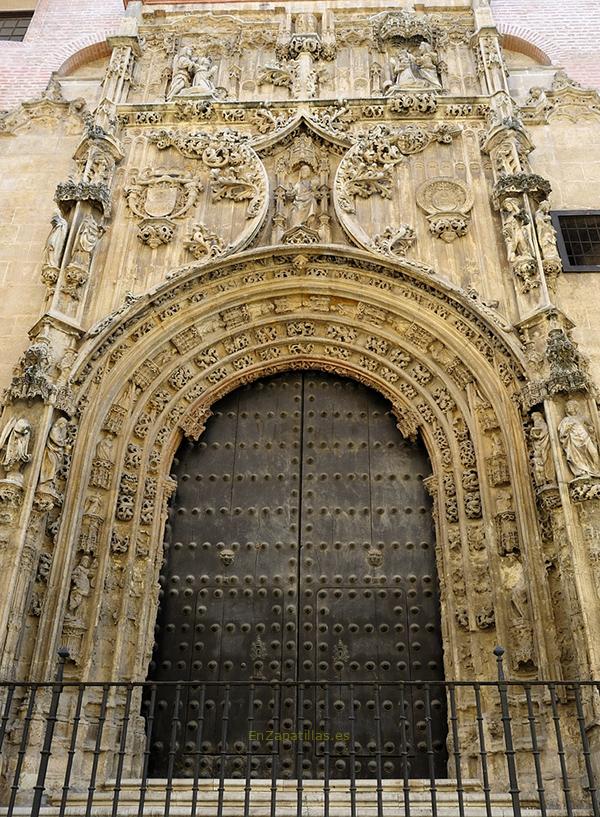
{"left": 31, "top": 647, "right": 69, "bottom": 817}
{"left": 495, "top": 646, "right": 522, "bottom": 817}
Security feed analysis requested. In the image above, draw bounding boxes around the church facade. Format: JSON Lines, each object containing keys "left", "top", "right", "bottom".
{"left": 1, "top": 0, "right": 600, "bottom": 812}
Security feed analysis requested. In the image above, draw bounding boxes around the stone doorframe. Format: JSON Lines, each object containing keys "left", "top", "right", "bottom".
{"left": 27, "top": 244, "right": 556, "bottom": 689}
{"left": 4, "top": 244, "right": 598, "bottom": 797}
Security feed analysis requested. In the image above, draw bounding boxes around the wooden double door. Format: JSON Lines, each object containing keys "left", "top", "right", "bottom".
{"left": 147, "top": 372, "right": 447, "bottom": 779}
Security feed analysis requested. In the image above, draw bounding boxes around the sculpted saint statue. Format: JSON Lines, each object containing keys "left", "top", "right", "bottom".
{"left": 415, "top": 42, "right": 441, "bottom": 88}
{"left": 70, "top": 215, "right": 102, "bottom": 270}
{"left": 530, "top": 411, "right": 555, "bottom": 485}
{"left": 287, "top": 164, "right": 320, "bottom": 230}
{"left": 0, "top": 417, "right": 32, "bottom": 472}
{"left": 502, "top": 197, "right": 534, "bottom": 263}
{"left": 95, "top": 433, "right": 114, "bottom": 462}
{"left": 558, "top": 400, "right": 600, "bottom": 478}
{"left": 42, "top": 213, "right": 68, "bottom": 270}
{"left": 67, "top": 555, "right": 93, "bottom": 616}
{"left": 535, "top": 200, "right": 561, "bottom": 261}
{"left": 39, "top": 416, "right": 68, "bottom": 491}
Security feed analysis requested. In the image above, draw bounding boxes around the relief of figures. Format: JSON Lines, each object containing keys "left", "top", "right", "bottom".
{"left": 384, "top": 42, "right": 442, "bottom": 96}
{"left": 166, "top": 46, "right": 226, "bottom": 101}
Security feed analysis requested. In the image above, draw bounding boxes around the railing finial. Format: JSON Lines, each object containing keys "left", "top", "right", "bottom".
{"left": 494, "top": 646, "right": 506, "bottom": 681}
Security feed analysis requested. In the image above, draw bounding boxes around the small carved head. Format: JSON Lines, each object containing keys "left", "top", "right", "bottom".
{"left": 367, "top": 546, "right": 383, "bottom": 567}
{"left": 219, "top": 547, "right": 235, "bottom": 566}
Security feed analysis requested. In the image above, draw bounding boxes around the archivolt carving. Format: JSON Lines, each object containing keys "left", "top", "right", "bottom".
{"left": 40, "top": 247, "right": 544, "bottom": 682}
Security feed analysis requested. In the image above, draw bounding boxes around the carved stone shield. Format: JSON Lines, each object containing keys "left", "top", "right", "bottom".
{"left": 144, "top": 184, "right": 179, "bottom": 218}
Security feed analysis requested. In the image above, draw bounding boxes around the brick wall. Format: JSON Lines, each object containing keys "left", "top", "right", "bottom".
{"left": 0, "top": 0, "right": 124, "bottom": 110}
{"left": 491, "top": 0, "right": 600, "bottom": 90}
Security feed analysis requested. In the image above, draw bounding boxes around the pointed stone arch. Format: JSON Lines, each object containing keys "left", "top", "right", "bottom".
{"left": 31, "top": 246, "right": 560, "bottom": 695}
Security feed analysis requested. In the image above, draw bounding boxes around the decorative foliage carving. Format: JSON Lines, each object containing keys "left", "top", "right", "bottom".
{"left": 184, "top": 223, "right": 226, "bottom": 261}
{"left": 546, "top": 329, "right": 588, "bottom": 395}
{"left": 336, "top": 123, "right": 460, "bottom": 214}
{"left": 55, "top": 180, "right": 111, "bottom": 219}
{"left": 491, "top": 173, "right": 551, "bottom": 211}
{"left": 368, "top": 225, "right": 416, "bottom": 259}
{"left": 4, "top": 342, "right": 56, "bottom": 405}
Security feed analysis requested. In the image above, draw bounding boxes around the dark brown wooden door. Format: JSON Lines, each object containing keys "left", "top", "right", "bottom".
{"left": 147, "top": 372, "right": 447, "bottom": 778}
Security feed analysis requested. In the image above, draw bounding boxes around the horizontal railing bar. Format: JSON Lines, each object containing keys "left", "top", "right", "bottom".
{"left": 1, "top": 679, "right": 599, "bottom": 688}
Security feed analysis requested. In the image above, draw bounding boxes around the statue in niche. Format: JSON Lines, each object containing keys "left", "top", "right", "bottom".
{"left": 38, "top": 416, "right": 68, "bottom": 496}
{"left": 558, "top": 399, "right": 600, "bottom": 478}
{"left": 535, "top": 200, "right": 561, "bottom": 262}
{"left": 273, "top": 136, "right": 330, "bottom": 244}
{"left": 530, "top": 411, "right": 555, "bottom": 486}
{"left": 69, "top": 215, "right": 102, "bottom": 271}
{"left": 95, "top": 433, "right": 113, "bottom": 462}
{"left": 501, "top": 197, "right": 534, "bottom": 263}
{"left": 287, "top": 164, "right": 321, "bottom": 230}
{"left": 66, "top": 554, "right": 94, "bottom": 622}
{"left": 42, "top": 213, "right": 68, "bottom": 272}
{"left": 0, "top": 417, "right": 32, "bottom": 479}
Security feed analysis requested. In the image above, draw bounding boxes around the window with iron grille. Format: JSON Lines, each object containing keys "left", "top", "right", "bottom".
{"left": 0, "top": 11, "right": 33, "bottom": 41}
{"left": 552, "top": 211, "right": 600, "bottom": 272}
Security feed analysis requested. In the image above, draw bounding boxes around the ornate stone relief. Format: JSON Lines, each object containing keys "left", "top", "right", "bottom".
{"left": 334, "top": 122, "right": 460, "bottom": 258}
{"left": 147, "top": 127, "right": 268, "bottom": 254}
{"left": 3, "top": 341, "right": 56, "bottom": 405}
{"left": 124, "top": 168, "right": 200, "bottom": 247}
{"left": 184, "top": 223, "right": 226, "bottom": 261}
{"left": 416, "top": 177, "right": 473, "bottom": 243}
{"left": 166, "top": 46, "right": 227, "bottom": 101}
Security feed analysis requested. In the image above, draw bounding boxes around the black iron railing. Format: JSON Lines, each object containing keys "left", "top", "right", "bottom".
{"left": 0, "top": 648, "right": 599, "bottom": 817}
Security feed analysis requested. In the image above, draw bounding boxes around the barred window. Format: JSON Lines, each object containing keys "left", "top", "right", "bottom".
{"left": 552, "top": 211, "right": 600, "bottom": 272}
{"left": 0, "top": 11, "right": 33, "bottom": 41}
